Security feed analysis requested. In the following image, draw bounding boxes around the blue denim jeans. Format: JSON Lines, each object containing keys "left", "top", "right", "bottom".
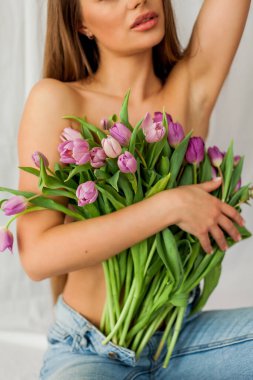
{"left": 39, "top": 287, "right": 253, "bottom": 380}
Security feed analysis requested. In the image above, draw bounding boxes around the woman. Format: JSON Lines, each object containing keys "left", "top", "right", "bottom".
{"left": 17, "top": 0, "right": 252, "bottom": 379}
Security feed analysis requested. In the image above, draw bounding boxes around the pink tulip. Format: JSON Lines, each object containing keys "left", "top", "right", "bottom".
{"left": 0, "top": 227, "right": 14, "bottom": 254}
{"left": 58, "top": 139, "right": 90, "bottom": 165}
{"left": 100, "top": 118, "right": 113, "bottom": 131}
{"left": 141, "top": 112, "right": 166, "bottom": 143}
{"left": 110, "top": 123, "right": 132, "bottom": 146}
{"left": 32, "top": 151, "right": 49, "bottom": 168}
{"left": 117, "top": 151, "right": 137, "bottom": 173}
{"left": 60, "top": 127, "right": 83, "bottom": 141}
{"left": 101, "top": 136, "right": 122, "bottom": 158}
{"left": 211, "top": 166, "right": 218, "bottom": 179}
{"left": 234, "top": 178, "right": 242, "bottom": 192}
{"left": 2, "top": 195, "right": 28, "bottom": 216}
{"left": 76, "top": 181, "right": 98, "bottom": 206}
{"left": 90, "top": 147, "right": 107, "bottom": 168}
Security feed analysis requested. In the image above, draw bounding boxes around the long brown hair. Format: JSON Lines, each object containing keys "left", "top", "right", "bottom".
{"left": 43, "top": 1, "right": 188, "bottom": 303}
{"left": 42, "top": 0, "right": 188, "bottom": 84}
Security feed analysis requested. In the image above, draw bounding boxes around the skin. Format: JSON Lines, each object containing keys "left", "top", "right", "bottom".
{"left": 17, "top": 0, "right": 251, "bottom": 325}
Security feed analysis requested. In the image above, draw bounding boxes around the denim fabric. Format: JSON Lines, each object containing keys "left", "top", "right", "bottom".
{"left": 39, "top": 287, "right": 253, "bottom": 380}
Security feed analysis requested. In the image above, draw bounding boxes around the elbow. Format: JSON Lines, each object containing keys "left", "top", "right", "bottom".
{"left": 19, "top": 248, "right": 48, "bottom": 282}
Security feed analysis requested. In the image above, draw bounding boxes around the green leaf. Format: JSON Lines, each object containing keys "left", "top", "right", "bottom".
{"left": 200, "top": 152, "right": 212, "bottom": 182}
{"left": 96, "top": 184, "right": 125, "bottom": 210}
{"left": 94, "top": 168, "right": 111, "bottom": 181}
{"left": 221, "top": 140, "right": 234, "bottom": 202}
{"left": 129, "top": 119, "right": 143, "bottom": 155}
{"left": 119, "top": 89, "right": 133, "bottom": 131}
{"left": 145, "top": 173, "right": 171, "bottom": 199}
{"left": 18, "top": 166, "right": 40, "bottom": 177}
{"left": 228, "top": 156, "right": 244, "bottom": 196}
{"left": 229, "top": 183, "right": 251, "bottom": 206}
{"left": 61, "top": 115, "right": 107, "bottom": 141}
{"left": 190, "top": 263, "right": 222, "bottom": 314}
{"left": 178, "top": 164, "right": 193, "bottom": 186}
{"left": 118, "top": 173, "right": 134, "bottom": 205}
{"left": 146, "top": 138, "right": 166, "bottom": 169}
{"left": 133, "top": 158, "right": 144, "bottom": 202}
{"left": 156, "top": 156, "right": 170, "bottom": 176}
{"left": 106, "top": 170, "right": 120, "bottom": 192}
{"left": 41, "top": 188, "right": 76, "bottom": 199}
{"left": 167, "top": 131, "right": 192, "bottom": 189}
{"left": 64, "top": 163, "right": 91, "bottom": 182}
{"left": 125, "top": 173, "right": 138, "bottom": 194}
{"left": 106, "top": 158, "right": 119, "bottom": 175}
{"left": 83, "top": 201, "right": 100, "bottom": 218}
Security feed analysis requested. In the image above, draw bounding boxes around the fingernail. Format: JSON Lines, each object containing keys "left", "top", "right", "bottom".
{"left": 213, "top": 177, "right": 222, "bottom": 181}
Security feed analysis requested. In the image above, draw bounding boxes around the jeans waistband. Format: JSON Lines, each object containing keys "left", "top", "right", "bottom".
{"left": 52, "top": 285, "right": 201, "bottom": 367}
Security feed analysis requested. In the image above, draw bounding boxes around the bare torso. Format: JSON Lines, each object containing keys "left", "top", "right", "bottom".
{"left": 60, "top": 63, "right": 211, "bottom": 329}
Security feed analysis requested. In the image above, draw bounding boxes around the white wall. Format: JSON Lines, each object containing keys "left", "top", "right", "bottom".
{"left": 0, "top": 0, "right": 252, "bottom": 342}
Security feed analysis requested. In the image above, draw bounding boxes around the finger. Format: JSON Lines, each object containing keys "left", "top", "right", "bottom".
{"left": 209, "top": 225, "right": 228, "bottom": 251}
{"left": 218, "top": 214, "right": 241, "bottom": 242}
{"left": 221, "top": 202, "right": 244, "bottom": 226}
{"left": 198, "top": 233, "right": 213, "bottom": 254}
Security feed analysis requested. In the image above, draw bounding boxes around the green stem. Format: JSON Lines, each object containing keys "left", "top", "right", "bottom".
{"left": 153, "top": 308, "right": 177, "bottom": 361}
{"left": 163, "top": 306, "right": 186, "bottom": 368}
{"left": 193, "top": 163, "right": 197, "bottom": 184}
{"left": 134, "top": 147, "right": 147, "bottom": 169}
{"left": 218, "top": 167, "right": 225, "bottom": 201}
{"left": 134, "top": 305, "right": 171, "bottom": 359}
{"left": 102, "top": 261, "right": 116, "bottom": 343}
{"left": 101, "top": 279, "right": 136, "bottom": 345}
{"left": 144, "top": 238, "right": 157, "bottom": 275}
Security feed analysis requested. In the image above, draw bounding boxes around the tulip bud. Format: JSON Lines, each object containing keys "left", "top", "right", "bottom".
{"left": 60, "top": 127, "right": 82, "bottom": 141}
{"left": 141, "top": 112, "right": 166, "bottom": 143}
{"left": 76, "top": 181, "right": 98, "bottom": 206}
{"left": 2, "top": 195, "right": 28, "bottom": 216}
{"left": 207, "top": 146, "right": 224, "bottom": 168}
{"left": 168, "top": 121, "right": 185, "bottom": 148}
{"left": 110, "top": 123, "right": 132, "bottom": 146}
{"left": 101, "top": 136, "right": 122, "bottom": 158}
{"left": 90, "top": 147, "right": 107, "bottom": 168}
{"left": 153, "top": 112, "right": 173, "bottom": 125}
{"left": 0, "top": 227, "right": 14, "bottom": 254}
{"left": 117, "top": 151, "right": 137, "bottom": 173}
{"left": 100, "top": 118, "right": 113, "bottom": 131}
{"left": 185, "top": 137, "right": 205, "bottom": 164}
{"left": 32, "top": 151, "right": 49, "bottom": 168}
{"left": 233, "top": 155, "right": 241, "bottom": 167}
{"left": 211, "top": 166, "right": 218, "bottom": 179}
{"left": 234, "top": 178, "right": 242, "bottom": 192}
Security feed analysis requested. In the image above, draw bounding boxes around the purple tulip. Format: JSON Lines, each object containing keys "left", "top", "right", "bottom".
{"left": 141, "top": 112, "right": 166, "bottom": 143}
{"left": 117, "top": 151, "right": 137, "bottom": 173}
{"left": 153, "top": 112, "right": 173, "bottom": 125}
{"left": 168, "top": 121, "right": 185, "bottom": 148}
{"left": 100, "top": 118, "right": 113, "bottom": 131}
{"left": 207, "top": 146, "right": 224, "bottom": 168}
{"left": 2, "top": 196, "right": 28, "bottom": 216}
{"left": 185, "top": 137, "right": 205, "bottom": 164}
{"left": 76, "top": 181, "right": 98, "bottom": 206}
{"left": 234, "top": 155, "right": 241, "bottom": 167}
{"left": 32, "top": 151, "right": 49, "bottom": 168}
{"left": 0, "top": 227, "right": 14, "bottom": 254}
{"left": 60, "top": 127, "right": 82, "bottom": 141}
{"left": 90, "top": 147, "right": 107, "bottom": 168}
{"left": 58, "top": 139, "right": 90, "bottom": 165}
{"left": 101, "top": 136, "right": 122, "bottom": 158}
{"left": 109, "top": 122, "right": 132, "bottom": 146}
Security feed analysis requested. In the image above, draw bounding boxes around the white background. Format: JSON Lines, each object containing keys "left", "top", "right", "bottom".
{"left": 0, "top": 1, "right": 252, "bottom": 379}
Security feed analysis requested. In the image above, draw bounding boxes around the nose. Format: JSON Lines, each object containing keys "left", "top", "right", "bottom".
{"left": 127, "top": 0, "right": 147, "bottom": 10}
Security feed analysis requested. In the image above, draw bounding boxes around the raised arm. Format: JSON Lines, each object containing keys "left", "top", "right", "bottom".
{"left": 181, "top": 0, "right": 251, "bottom": 112}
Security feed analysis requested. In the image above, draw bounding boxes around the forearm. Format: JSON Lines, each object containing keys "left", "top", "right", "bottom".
{"left": 27, "top": 190, "right": 178, "bottom": 281}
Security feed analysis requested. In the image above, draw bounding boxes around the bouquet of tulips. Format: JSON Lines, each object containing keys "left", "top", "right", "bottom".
{"left": 0, "top": 90, "right": 252, "bottom": 368}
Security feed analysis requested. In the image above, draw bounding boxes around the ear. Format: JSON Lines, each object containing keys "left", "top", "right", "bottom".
{"left": 77, "top": 22, "right": 88, "bottom": 35}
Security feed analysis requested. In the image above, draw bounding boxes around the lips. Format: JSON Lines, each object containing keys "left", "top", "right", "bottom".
{"left": 130, "top": 11, "right": 158, "bottom": 29}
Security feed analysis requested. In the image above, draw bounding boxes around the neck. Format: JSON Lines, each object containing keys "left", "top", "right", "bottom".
{"left": 88, "top": 47, "right": 162, "bottom": 102}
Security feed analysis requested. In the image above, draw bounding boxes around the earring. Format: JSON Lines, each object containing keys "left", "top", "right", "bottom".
{"left": 86, "top": 32, "right": 94, "bottom": 40}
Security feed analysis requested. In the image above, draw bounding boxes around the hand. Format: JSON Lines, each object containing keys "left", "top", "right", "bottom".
{"left": 170, "top": 177, "right": 245, "bottom": 254}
